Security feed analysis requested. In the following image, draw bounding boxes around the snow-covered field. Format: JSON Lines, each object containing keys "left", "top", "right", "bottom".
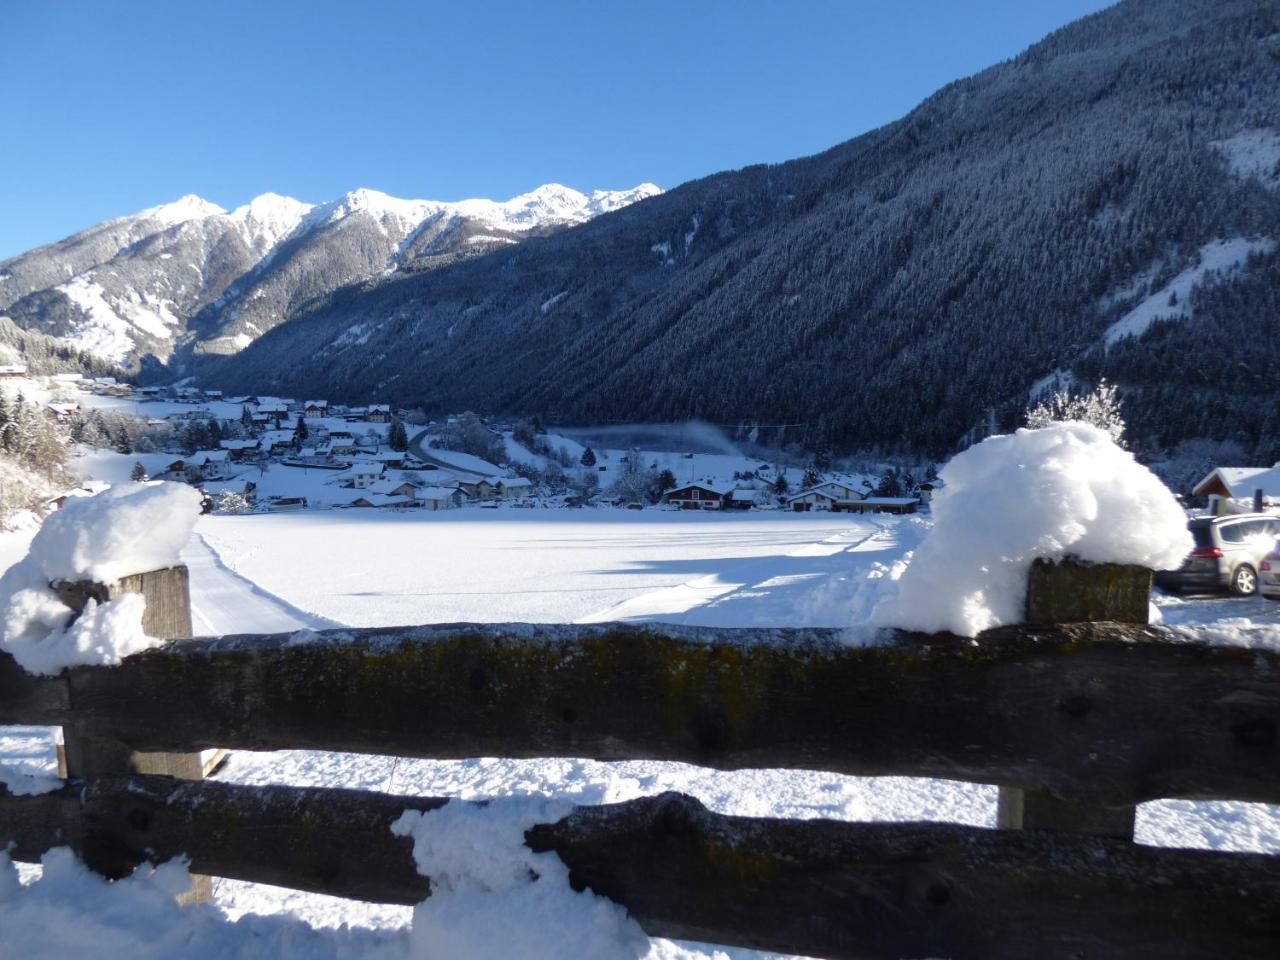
{"left": 196, "top": 511, "right": 909, "bottom": 628}
{"left": 4, "top": 475, "right": 1280, "bottom": 957}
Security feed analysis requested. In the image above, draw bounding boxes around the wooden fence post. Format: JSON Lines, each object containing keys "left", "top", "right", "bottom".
{"left": 54, "top": 564, "right": 216, "bottom": 902}
{"left": 996, "top": 557, "right": 1152, "bottom": 839}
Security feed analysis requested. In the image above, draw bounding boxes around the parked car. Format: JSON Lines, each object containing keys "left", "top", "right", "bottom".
{"left": 1155, "top": 514, "right": 1280, "bottom": 596}
{"left": 1260, "top": 545, "right": 1280, "bottom": 601}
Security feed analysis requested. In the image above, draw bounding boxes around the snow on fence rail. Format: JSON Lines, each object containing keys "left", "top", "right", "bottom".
{"left": 3, "top": 560, "right": 1280, "bottom": 959}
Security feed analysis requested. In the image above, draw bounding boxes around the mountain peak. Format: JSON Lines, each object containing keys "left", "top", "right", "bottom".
{"left": 136, "top": 194, "right": 226, "bottom": 225}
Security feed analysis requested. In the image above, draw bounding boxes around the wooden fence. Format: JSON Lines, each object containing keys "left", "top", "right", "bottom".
{"left": 2, "top": 560, "right": 1279, "bottom": 958}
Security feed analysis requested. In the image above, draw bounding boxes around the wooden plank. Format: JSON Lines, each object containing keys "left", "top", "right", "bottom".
{"left": 28, "top": 620, "right": 1276, "bottom": 806}
{"left": 1003, "top": 558, "right": 1148, "bottom": 836}
{"left": 0, "top": 647, "right": 69, "bottom": 725}
{"left": 4, "top": 777, "right": 1280, "bottom": 959}
{"left": 55, "top": 564, "right": 211, "bottom": 901}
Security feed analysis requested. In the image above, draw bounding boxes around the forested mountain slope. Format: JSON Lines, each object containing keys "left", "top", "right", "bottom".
{"left": 211, "top": 0, "right": 1280, "bottom": 458}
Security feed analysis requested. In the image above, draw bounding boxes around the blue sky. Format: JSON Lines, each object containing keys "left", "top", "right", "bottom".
{"left": 1, "top": 0, "right": 1114, "bottom": 259}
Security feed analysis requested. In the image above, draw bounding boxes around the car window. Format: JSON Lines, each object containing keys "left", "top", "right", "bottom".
{"left": 1217, "top": 523, "right": 1248, "bottom": 544}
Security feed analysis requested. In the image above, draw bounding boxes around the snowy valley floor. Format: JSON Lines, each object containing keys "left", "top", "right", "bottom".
{"left": 4, "top": 508, "right": 1280, "bottom": 958}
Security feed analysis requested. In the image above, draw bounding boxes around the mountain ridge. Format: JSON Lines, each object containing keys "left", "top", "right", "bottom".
{"left": 0, "top": 182, "right": 661, "bottom": 367}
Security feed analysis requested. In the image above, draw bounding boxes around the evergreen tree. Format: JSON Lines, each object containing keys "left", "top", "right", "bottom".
{"left": 801, "top": 463, "right": 821, "bottom": 490}
{"left": 295, "top": 414, "right": 309, "bottom": 444}
{"left": 130, "top": 461, "right": 147, "bottom": 482}
{"left": 388, "top": 418, "right": 409, "bottom": 452}
{"left": 773, "top": 473, "right": 790, "bottom": 500}
{"left": 241, "top": 405, "right": 253, "bottom": 428}
{"left": 580, "top": 446, "right": 596, "bottom": 467}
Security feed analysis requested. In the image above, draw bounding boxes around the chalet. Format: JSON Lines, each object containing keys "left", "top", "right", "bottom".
{"left": 494, "top": 476, "right": 534, "bottom": 499}
{"left": 458, "top": 479, "right": 497, "bottom": 500}
{"left": 0, "top": 363, "right": 28, "bottom": 379}
{"left": 665, "top": 482, "right": 731, "bottom": 510}
{"left": 219, "top": 438, "right": 262, "bottom": 461}
{"left": 369, "top": 479, "right": 419, "bottom": 499}
{"left": 257, "top": 401, "right": 289, "bottom": 424}
{"left": 350, "top": 493, "right": 416, "bottom": 509}
{"left": 1193, "top": 466, "right": 1280, "bottom": 513}
{"left": 328, "top": 434, "right": 358, "bottom": 455}
{"left": 259, "top": 430, "right": 297, "bottom": 454}
{"left": 418, "top": 486, "right": 464, "bottom": 511}
{"left": 45, "top": 402, "right": 79, "bottom": 422}
{"left": 205, "top": 389, "right": 223, "bottom": 400}
{"left": 373, "top": 450, "right": 407, "bottom": 468}
{"left": 837, "top": 496, "right": 919, "bottom": 515}
{"left": 788, "top": 480, "right": 868, "bottom": 512}
{"left": 727, "top": 488, "right": 764, "bottom": 510}
{"left": 349, "top": 463, "right": 385, "bottom": 489}
{"left": 304, "top": 400, "right": 330, "bottom": 418}
{"left": 187, "top": 450, "right": 230, "bottom": 469}
{"left": 366, "top": 404, "right": 391, "bottom": 422}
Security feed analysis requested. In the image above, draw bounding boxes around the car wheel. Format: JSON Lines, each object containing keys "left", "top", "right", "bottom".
{"left": 1232, "top": 564, "right": 1258, "bottom": 596}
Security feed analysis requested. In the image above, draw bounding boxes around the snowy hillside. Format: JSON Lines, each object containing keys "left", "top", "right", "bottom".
{"left": 0, "top": 182, "right": 661, "bottom": 366}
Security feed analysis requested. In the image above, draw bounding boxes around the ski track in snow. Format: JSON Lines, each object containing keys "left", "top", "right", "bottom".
{"left": 183, "top": 533, "right": 340, "bottom": 636}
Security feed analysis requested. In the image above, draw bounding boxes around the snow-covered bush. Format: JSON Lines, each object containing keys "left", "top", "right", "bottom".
{"left": 213, "top": 490, "right": 251, "bottom": 514}
{"left": 874, "top": 423, "right": 1190, "bottom": 637}
{"left": 1026, "top": 377, "right": 1126, "bottom": 445}
{"left": 0, "top": 482, "right": 202, "bottom": 675}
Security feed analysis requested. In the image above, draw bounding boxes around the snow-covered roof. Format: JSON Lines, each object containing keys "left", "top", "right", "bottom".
{"left": 351, "top": 462, "right": 385, "bottom": 476}
{"left": 1194, "top": 466, "right": 1280, "bottom": 500}
{"left": 368, "top": 479, "right": 415, "bottom": 495}
{"left": 729, "top": 488, "right": 762, "bottom": 501}
{"left": 351, "top": 493, "right": 414, "bottom": 508}
{"left": 220, "top": 439, "right": 260, "bottom": 450}
{"left": 304, "top": 399, "right": 329, "bottom": 408}
{"left": 368, "top": 403, "right": 390, "bottom": 413}
{"left": 497, "top": 476, "right": 533, "bottom": 488}
{"left": 859, "top": 497, "right": 920, "bottom": 506}
{"left": 668, "top": 481, "right": 732, "bottom": 497}
{"left": 418, "top": 486, "right": 460, "bottom": 500}
{"left": 188, "top": 449, "right": 230, "bottom": 465}
{"left": 786, "top": 487, "right": 840, "bottom": 503}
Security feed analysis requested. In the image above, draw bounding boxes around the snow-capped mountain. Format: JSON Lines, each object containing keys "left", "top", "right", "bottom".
{"left": 0, "top": 183, "right": 660, "bottom": 365}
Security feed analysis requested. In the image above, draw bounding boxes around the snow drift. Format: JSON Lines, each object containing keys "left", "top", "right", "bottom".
{"left": 874, "top": 422, "right": 1191, "bottom": 637}
{"left": 0, "top": 482, "right": 202, "bottom": 675}
{"left": 392, "top": 797, "right": 648, "bottom": 960}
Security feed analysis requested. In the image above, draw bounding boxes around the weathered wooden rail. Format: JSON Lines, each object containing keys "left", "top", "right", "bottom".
{"left": 2, "top": 560, "right": 1279, "bottom": 958}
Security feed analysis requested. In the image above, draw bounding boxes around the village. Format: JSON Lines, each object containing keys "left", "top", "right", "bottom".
{"left": 14, "top": 370, "right": 938, "bottom": 518}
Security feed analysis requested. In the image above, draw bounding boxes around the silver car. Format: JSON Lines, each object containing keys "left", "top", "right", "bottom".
{"left": 1155, "top": 514, "right": 1280, "bottom": 597}
{"left": 1260, "top": 544, "right": 1280, "bottom": 600}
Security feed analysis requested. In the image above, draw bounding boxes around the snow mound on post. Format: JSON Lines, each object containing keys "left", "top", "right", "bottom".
{"left": 0, "top": 483, "right": 202, "bottom": 675}
{"left": 392, "top": 797, "right": 649, "bottom": 960}
{"left": 873, "top": 422, "right": 1191, "bottom": 637}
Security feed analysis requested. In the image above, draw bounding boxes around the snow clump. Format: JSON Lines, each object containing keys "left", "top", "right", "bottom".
{"left": 0, "top": 482, "right": 202, "bottom": 675}
{"left": 392, "top": 796, "right": 649, "bottom": 960}
{"left": 873, "top": 422, "right": 1192, "bottom": 636}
